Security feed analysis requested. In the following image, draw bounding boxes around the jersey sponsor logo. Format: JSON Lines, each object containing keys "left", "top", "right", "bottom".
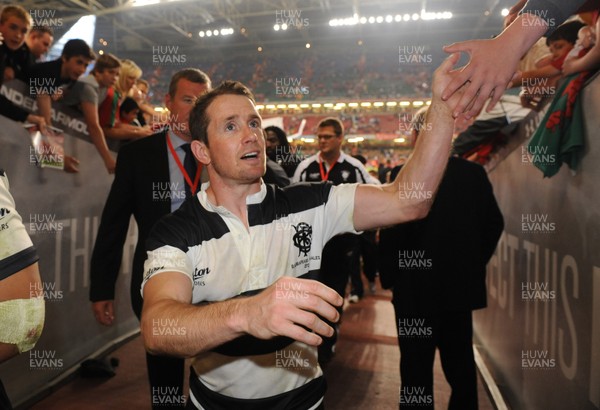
{"left": 308, "top": 172, "right": 320, "bottom": 180}
{"left": 193, "top": 266, "right": 211, "bottom": 286}
{"left": 147, "top": 266, "right": 165, "bottom": 276}
{"left": 0, "top": 207, "right": 11, "bottom": 220}
{"left": 292, "top": 222, "right": 312, "bottom": 257}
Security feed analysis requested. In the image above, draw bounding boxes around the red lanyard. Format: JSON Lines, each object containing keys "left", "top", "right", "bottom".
{"left": 319, "top": 155, "right": 338, "bottom": 181}
{"left": 166, "top": 135, "right": 202, "bottom": 195}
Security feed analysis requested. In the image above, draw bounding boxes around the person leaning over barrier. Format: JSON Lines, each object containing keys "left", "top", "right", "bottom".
{"left": 27, "top": 38, "right": 98, "bottom": 173}
{"left": 51, "top": 53, "right": 123, "bottom": 174}
{"left": 0, "top": 5, "right": 47, "bottom": 130}
{"left": 139, "top": 53, "right": 466, "bottom": 410}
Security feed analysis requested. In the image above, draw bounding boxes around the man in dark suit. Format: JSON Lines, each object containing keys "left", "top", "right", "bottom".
{"left": 90, "top": 68, "right": 211, "bottom": 409}
{"left": 379, "top": 108, "right": 504, "bottom": 410}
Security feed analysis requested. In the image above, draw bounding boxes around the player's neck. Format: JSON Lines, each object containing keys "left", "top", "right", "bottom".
{"left": 205, "top": 177, "right": 261, "bottom": 229}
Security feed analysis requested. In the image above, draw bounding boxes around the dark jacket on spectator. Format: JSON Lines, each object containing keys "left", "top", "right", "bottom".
{"left": 379, "top": 157, "right": 504, "bottom": 313}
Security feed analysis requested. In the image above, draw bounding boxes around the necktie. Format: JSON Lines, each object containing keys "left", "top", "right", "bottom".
{"left": 181, "top": 143, "right": 198, "bottom": 199}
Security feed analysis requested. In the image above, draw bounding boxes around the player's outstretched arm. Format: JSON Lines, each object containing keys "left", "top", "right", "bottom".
{"left": 354, "top": 53, "right": 461, "bottom": 231}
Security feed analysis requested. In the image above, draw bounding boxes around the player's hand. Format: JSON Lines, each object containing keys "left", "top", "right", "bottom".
{"left": 242, "top": 277, "right": 343, "bottom": 346}
{"left": 431, "top": 53, "right": 472, "bottom": 118}
{"left": 431, "top": 53, "right": 462, "bottom": 103}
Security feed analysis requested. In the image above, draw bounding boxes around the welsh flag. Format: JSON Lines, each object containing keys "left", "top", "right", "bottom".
{"left": 527, "top": 70, "right": 595, "bottom": 177}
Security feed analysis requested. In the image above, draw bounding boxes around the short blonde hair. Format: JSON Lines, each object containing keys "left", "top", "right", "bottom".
{"left": 1, "top": 5, "right": 33, "bottom": 26}
{"left": 116, "top": 59, "right": 142, "bottom": 96}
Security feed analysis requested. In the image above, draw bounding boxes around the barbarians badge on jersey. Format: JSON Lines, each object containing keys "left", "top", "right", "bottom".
{"left": 292, "top": 222, "right": 312, "bottom": 257}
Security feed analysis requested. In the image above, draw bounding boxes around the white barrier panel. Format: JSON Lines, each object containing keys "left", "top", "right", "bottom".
{"left": 0, "top": 85, "right": 138, "bottom": 406}
{"left": 475, "top": 73, "right": 600, "bottom": 409}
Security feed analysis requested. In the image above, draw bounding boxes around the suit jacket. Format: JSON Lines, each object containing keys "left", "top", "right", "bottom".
{"left": 90, "top": 131, "right": 171, "bottom": 317}
{"left": 378, "top": 157, "right": 504, "bottom": 313}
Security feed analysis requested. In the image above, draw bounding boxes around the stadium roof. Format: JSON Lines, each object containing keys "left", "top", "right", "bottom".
{"left": 19, "top": 0, "right": 509, "bottom": 58}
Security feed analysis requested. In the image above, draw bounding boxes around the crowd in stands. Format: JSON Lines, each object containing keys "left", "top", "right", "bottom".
{"left": 140, "top": 50, "right": 434, "bottom": 104}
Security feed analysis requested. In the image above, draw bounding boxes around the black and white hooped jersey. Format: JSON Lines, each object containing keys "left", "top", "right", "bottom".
{"left": 141, "top": 181, "right": 358, "bottom": 408}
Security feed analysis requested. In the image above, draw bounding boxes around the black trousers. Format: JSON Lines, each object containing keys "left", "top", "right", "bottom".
{"left": 319, "top": 234, "right": 360, "bottom": 300}
{"left": 394, "top": 308, "right": 478, "bottom": 410}
{"left": 133, "top": 296, "right": 185, "bottom": 409}
{"left": 318, "top": 234, "right": 359, "bottom": 358}
{"left": 350, "top": 231, "right": 378, "bottom": 297}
